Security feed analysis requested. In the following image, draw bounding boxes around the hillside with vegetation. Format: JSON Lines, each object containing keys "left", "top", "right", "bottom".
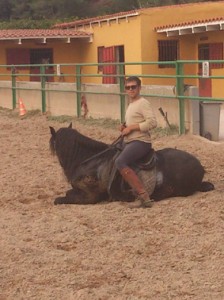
{"left": 0, "top": 0, "right": 220, "bottom": 29}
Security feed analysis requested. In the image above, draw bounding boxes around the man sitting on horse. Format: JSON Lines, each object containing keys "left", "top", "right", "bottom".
{"left": 115, "top": 76, "right": 157, "bottom": 208}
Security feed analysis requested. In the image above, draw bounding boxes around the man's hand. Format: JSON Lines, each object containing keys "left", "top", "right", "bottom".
{"left": 121, "top": 126, "right": 132, "bottom": 136}
{"left": 119, "top": 122, "right": 126, "bottom": 132}
{"left": 121, "top": 123, "right": 140, "bottom": 136}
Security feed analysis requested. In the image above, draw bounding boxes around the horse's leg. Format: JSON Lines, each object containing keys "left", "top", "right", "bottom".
{"left": 54, "top": 196, "right": 67, "bottom": 205}
{"left": 54, "top": 188, "right": 108, "bottom": 205}
{"left": 151, "top": 184, "right": 175, "bottom": 201}
{"left": 54, "top": 189, "right": 80, "bottom": 205}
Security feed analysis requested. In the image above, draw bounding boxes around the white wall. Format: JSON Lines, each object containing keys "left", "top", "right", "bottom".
{"left": 0, "top": 81, "right": 198, "bottom": 132}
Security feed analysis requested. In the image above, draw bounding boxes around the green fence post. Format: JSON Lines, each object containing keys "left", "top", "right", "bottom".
{"left": 118, "top": 64, "right": 125, "bottom": 123}
{"left": 76, "top": 65, "right": 82, "bottom": 117}
{"left": 175, "top": 61, "right": 185, "bottom": 134}
{"left": 11, "top": 67, "right": 17, "bottom": 109}
{"left": 40, "top": 65, "right": 46, "bottom": 113}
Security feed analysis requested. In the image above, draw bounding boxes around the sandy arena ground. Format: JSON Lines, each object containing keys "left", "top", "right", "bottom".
{"left": 0, "top": 110, "right": 224, "bottom": 300}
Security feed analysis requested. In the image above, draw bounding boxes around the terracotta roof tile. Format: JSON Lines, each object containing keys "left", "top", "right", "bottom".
{"left": 53, "top": 10, "right": 139, "bottom": 28}
{"left": 155, "top": 16, "right": 224, "bottom": 31}
{"left": 54, "top": 1, "right": 224, "bottom": 29}
{"left": 0, "top": 29, "right": 91, "bottom": 39}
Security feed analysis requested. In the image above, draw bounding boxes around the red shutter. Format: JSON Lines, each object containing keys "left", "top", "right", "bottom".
{"left": 6, "top": 48, "right": 30, "bottom": 70}
{"left": 102, "top": 46, "right": 116, "bottom": 84}
{"left": 209, "top": 43, "right": 223, "bottom": 68}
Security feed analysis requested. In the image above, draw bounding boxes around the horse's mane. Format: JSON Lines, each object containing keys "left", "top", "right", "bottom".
{"left": 50, "top": 127, "right": 108, "bottom": 182}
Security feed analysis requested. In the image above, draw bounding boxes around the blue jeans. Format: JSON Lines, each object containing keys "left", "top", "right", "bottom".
{"left": 115, "top": 140, "right": 151, "bottom": 170}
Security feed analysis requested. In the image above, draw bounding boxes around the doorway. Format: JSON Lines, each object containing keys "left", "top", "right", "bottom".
{"left": 198, "top": 43, "right": 223, "bottom": 97}
{"left": 30, "top": 48, "right": 54, "bottom": 82}
{"left": 102, "top": 45, "right": 125, "bottom": 84}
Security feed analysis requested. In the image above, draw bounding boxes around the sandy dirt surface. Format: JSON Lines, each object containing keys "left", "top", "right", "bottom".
{"left": 0, "top": 110, "right": 224, "bottom": 300}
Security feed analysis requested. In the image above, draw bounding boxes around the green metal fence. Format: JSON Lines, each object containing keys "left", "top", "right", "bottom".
{"left": 1, "top": 60, "right": 224, "bottom": 134}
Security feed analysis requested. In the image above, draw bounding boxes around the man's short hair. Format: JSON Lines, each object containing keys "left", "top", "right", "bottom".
{"left": 126, "top": 76, "right": 141, "bottom": 86}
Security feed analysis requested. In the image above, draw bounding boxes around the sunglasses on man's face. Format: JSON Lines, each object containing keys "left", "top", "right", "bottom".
{"left": 125, "top": 85, "right": 138, "bottom": 90}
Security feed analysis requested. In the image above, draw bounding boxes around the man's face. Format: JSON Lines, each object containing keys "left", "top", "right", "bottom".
{"left": 125, "top": 81, "right": 141, "bottom": 100}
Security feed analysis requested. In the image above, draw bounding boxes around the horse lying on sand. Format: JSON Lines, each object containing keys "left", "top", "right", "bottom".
{"left": 49, "top": 123, "right": 214, "bottom": 205}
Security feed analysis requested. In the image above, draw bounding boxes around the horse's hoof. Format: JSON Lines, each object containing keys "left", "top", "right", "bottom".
{"left": 200, "top": 181, "right": 215, "bottom": 192}
{"left": 54, "top": 197, "right": 66, "bottom": 205}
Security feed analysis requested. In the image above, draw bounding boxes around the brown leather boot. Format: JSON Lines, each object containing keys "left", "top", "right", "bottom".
{"left": 120, "top": 167, "right": 154, "bottom": 208}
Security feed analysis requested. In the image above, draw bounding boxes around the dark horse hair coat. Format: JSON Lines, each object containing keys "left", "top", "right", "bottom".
{"left": 49, "top": 123, "right": 214, "bottom": 205}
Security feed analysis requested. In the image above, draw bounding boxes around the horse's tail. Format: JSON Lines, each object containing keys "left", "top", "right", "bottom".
{"left": 199, "top": 181, "right": 215, "bottom": 192}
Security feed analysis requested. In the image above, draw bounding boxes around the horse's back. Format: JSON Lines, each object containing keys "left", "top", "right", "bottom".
{"left": 154, "top": 147, "right": 205, "bottom": 198}
{"left": 156, "top": 147, "right": 204, "bottom": 174}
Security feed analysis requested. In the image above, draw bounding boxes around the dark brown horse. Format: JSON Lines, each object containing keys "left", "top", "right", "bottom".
{"left": 49, "top": 123, "right": 214, "bottom": 205}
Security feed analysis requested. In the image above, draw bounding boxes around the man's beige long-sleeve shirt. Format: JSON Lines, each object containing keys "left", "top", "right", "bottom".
{"left": 124, "top": 97, "right": 157, "bottom": 143}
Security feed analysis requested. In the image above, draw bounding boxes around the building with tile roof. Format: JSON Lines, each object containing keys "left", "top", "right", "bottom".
{"left": 0, "top": 1, "right": 223, "bottom": 98}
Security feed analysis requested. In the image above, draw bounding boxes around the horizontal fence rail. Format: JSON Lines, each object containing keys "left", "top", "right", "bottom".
{"left": 0, "top": 60, "right": 224, "bottom": 134}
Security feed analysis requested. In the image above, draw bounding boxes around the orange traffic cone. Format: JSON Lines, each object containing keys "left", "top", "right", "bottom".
{"left": 19, "top": 98, "right": 26, "bottom": 116}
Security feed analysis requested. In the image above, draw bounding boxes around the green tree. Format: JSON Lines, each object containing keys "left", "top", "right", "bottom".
{"left": 0, "top": 0, "right": 218, "bottom": 26}
{"left": 0, "top": 0, "right": 12, "bottom": 20}
{"left": 30, "top": 0, "right": 58, "bottom": 19}
{"left": 10, "top": 0, "right": 33, "bottom": 19}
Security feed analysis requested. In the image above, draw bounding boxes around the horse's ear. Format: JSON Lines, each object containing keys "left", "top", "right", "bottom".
{"left": 49, "top": 126, "right": 56, "bottom": 137}
{"left": 68, "top": 122, "right": 72, "bottom": 129}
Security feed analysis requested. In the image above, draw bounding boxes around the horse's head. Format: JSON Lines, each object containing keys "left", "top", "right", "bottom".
{"left": 49, "top": 122, "right": 110, "bottom": 182}
{"left": 49, "top": 123, "right": 72, "bottom": 155}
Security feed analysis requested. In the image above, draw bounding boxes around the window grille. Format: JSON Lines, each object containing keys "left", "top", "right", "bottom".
{"left": 30, "top": 48, "right": 53, "bottom": 65}
{"left": 158, "top": 40, "right": 179, "bottom": 68}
